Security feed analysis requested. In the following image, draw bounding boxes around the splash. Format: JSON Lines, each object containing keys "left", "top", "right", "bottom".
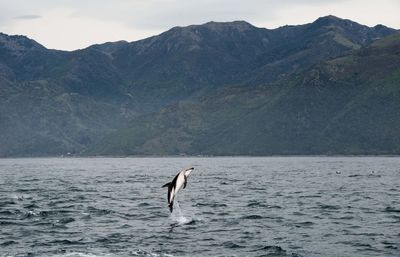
{"left": 170, "top": 201, "right": 192, "bottom": 225}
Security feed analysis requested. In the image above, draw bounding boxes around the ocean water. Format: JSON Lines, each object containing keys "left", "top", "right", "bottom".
{"left": 0, "top": 157, "right": 399, "bottom": 257}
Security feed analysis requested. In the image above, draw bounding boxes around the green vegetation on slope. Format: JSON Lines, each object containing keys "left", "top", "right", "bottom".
{"left": 88, "top": 33, "right": 400, "bottom": 155}
{"left": 0, "top": 17, "right": 398, "bottom": 156}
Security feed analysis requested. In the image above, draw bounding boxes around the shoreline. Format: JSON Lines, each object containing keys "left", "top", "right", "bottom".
{"left": 1, "top": 154, "right": 400, "bottom": 159}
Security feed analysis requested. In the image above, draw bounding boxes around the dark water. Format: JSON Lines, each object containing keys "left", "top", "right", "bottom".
{"left": 0, "top": 157, "right": 399, "bottom": 257}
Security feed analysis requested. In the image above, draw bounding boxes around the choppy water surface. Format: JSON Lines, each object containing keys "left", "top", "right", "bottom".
{"left": 0, "top": 157, "right": 399, "bottom": 257}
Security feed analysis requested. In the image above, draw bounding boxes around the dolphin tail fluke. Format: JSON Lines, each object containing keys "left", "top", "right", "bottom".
{"left": 169, "top": 201, "right": 174, "bottom": 213}
{"left": 162, "top": 182, "right": 171, "bottom": 188}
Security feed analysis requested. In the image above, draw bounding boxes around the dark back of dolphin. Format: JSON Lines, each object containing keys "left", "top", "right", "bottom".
{"left": 162, "top": 182, "right": 173, "bottom": 212}
{"left": 162, "top": 173, "right": 180, "bottom": 212}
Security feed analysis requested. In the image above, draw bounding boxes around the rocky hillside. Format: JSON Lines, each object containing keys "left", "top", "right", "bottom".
{"left": 89, "top": 33, "right": 400, "bottom": 155}
{"left": 0, "top": 16, "right": 397, "bottom": 156}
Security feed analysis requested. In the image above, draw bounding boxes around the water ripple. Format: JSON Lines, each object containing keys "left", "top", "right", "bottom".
{"left": 0, "top": 157, "right": 399, "bottom": 257}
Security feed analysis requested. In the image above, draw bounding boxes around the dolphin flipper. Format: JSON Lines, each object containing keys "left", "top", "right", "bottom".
{"left": 162, "top": 182, "right": 171, "bottom": 188}
{"left": 183, "top": 175, "right": 187, "bottom": 189}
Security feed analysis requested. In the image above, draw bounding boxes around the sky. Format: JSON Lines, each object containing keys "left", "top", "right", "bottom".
{"left": 0, "top": 0, "right": 399, "bottom": 51}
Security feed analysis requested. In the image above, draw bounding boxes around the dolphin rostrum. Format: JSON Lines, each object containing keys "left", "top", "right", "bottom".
{"left": 162, "top": 167, "right": 194, "bottom": 213}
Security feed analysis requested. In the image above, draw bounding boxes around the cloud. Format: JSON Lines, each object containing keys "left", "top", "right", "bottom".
{"left": 14, "top": 15, "right": 42, "bottom": 20}
{"left": 3, "top": 8, "right": 152, "bottom": 51}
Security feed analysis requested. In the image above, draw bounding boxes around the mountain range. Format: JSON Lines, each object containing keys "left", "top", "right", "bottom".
{"left": 0, "top": 15, "right": 399, "bottom": 156}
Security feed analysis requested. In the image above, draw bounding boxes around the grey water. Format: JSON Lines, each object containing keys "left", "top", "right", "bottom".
{"left": 0, "top": 157, "right": 399, "bottom": 257}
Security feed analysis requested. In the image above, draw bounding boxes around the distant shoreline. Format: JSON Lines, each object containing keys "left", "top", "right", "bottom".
{"left": 1, "top": 154, "right": 400, "bottom": 159}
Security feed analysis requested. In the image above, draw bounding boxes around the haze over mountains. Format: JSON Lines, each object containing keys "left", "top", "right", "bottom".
{"left": 0, "top": 15, "right": 399, "bottom": 156}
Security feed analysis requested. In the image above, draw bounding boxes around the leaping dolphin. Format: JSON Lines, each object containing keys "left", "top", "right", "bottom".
{"left": 162, "top": 167, "right": 194, "bottom": 213}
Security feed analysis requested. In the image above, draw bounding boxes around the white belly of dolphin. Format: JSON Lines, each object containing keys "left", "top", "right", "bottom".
{"left": 170, "top": 172, "right": 185, "bottom": 203}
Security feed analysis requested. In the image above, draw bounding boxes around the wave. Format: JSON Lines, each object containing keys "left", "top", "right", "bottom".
{"left": 0, "top": 240, "right": 18, "bottom": 246}
{"left": 222, "top": 241, "right": 246, "bottom": 249}
{"left": 384, "top": 206, "right": 400, "bottom": 213}
{"left": 50, "top": 252, "right": 112, "bottom": 257}
{"left": 241, "top": 214, "right": 264, "bottom": 220}
{"left": 194, "top": 202, "right": 227, "bottom": 207}
{"left": 249, "top": 245, "right": 298, "bottom": 257}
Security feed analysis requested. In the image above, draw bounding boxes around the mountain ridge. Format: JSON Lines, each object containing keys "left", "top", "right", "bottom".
{"left": 0, "top": 16, "right": 398, "bottom": 156}
{"left": 89, "top": 33, "right": 400, "bottom": 156}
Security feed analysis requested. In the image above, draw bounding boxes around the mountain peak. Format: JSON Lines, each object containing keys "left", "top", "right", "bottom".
{"left": 0, "top": 32, "right": 45, "bottom": 54}
{"left": 173, "top": 20, "right": 256, "bottom": 33}
{"left": 373, "top": 24, "right": 396, "bottom": 34}
{"left": 154, "top": 20, "right": 258, "bottom": 49}
{"left": 318, "top": 15, "right": 342, "bottom": 21}
{"left": 203, "top": 20, "right": 255, "bottom": 30}
{"left": 313, "top": 15, "right": 357, "bottom": 27}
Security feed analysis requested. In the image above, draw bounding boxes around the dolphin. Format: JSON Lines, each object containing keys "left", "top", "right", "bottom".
{"left": 162, "top": 167, "right": 194, "bottom": 213}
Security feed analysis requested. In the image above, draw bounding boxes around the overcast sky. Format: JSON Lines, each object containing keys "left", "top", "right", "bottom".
{"left": 0, "top": 0, "right": 399, "bottom": 51}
